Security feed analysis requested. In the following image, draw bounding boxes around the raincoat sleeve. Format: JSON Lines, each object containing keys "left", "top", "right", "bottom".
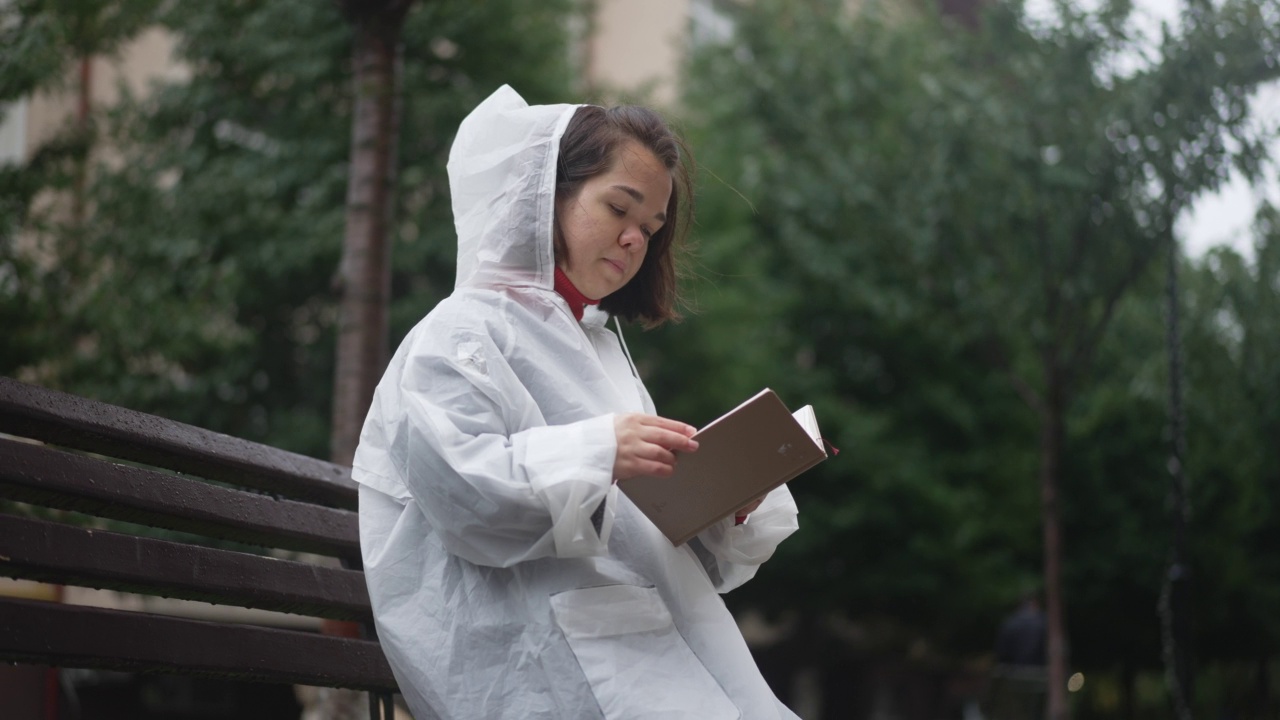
{"left": 375, "top": 321, "right": 619, "bottom": 568}
{"left": 690, "top": 484, "right": 799, "bottom": 593}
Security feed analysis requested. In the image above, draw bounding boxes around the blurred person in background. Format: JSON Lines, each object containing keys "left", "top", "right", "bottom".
{"left": 986, "top": 590, "right": 1047, "bottom": 720}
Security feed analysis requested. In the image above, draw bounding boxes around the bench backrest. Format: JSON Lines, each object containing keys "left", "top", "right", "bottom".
{"left": 0, "top": 377, "right": 397, "bottom": 706}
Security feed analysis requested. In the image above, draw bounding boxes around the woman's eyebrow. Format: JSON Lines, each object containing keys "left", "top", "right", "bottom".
{"left": 611, "top": 185, "right": 667, "bottom": 223}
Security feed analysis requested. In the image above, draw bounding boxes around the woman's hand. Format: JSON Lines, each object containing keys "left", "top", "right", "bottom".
{"left": 613, "top": 413, "right": 698, "bottom": 481}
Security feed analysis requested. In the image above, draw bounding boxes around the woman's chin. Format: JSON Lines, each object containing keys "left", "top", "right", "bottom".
{"left": 584, "top": 283, "right": 615, "bottom": 302}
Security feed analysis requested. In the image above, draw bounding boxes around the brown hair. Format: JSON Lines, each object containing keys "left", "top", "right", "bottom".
{"left": 554, "top": 104, "right": 693, "bottom": 327}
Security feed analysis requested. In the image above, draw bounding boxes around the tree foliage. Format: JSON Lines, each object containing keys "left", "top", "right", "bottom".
{"left": 3, "top": 0, "right": 577, "bottom": 458}
{"left": 1182, "top": 206, "right": 1280, "bottom": 664}
{"left": 651, "top": 0, "right": 1280, "bottom": 694}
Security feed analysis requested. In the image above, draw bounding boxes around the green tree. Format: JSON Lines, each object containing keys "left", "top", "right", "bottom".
{"left": 668, "top": 2, "right": 1280, "bottom": 716}
{"left": 1178, "top": 206, "right": 1280, "bottom": 717}
{"left": 1, "top": 0, "right": 161, "bottom": 373}
{"left": 3, "top": 0, "right": 577, "bottom": 458}
{"left": 655, "top": 0, "right": 1045, "bottom": 650}
{"left": 1058, "top": 262, "right": 1169, "bottom": 716}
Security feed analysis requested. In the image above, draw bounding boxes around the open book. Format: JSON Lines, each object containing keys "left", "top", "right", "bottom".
{"left": 619, "top": 388, "right": 827, "bottom": 546}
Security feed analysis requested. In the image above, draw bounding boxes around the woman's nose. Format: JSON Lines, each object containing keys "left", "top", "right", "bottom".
{"left": 619, "top": 225, "right": 645, "bottom": 249}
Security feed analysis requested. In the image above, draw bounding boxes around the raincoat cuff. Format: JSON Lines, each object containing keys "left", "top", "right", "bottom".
{"left": 697, "top": 485, "right": 799, "bottom": 568}
{"left": 516, "top": 415, "right": 618, "bottom": 557}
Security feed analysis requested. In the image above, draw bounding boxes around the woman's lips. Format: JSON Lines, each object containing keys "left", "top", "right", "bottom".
{"left": 604, "top": 258, "right": 625, "bottom": 275}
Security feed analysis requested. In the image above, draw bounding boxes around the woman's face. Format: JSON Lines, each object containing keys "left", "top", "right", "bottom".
{"left": 555, "top": 140, "right": 672, "bottom": 301}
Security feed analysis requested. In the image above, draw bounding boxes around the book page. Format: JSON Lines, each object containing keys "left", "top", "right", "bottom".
{"left": 792, "top": 405, "right": 822, "bottom": 449}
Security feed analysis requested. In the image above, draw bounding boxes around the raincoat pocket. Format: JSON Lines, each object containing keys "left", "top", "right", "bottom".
{"left": 550, "top": 584, "right": 741, "bottom": 719}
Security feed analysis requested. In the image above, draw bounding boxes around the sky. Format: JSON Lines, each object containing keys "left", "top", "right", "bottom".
{"left": 1026, "top": 0, "right": 1280, "bottom": 261}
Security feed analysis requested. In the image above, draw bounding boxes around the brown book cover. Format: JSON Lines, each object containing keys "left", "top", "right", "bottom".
{"left": 619, "top": 388, "right": 827, "bottom": 546}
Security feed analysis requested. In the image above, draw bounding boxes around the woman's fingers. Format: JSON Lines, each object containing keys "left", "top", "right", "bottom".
{"left": 612, "top": 413, "right": 766, "bottom": 519}
{"left": 614, "top": 442, "right": 678, "bottom": 479}
{"left": 631, "top": 415, "right": 698, "bottom": 448}
{"left": 641, "top": 426, "right": 699, "bottom": 453}
{"left": 625, "top": 457, "right": 678, "bottom": 478}
{"left": 613, "top": 413, "right": 699, "bottom": 481}
{"left": 616, "top": 414, "right": 697, "bottom": 449}
{"left": 628, "top": 443, "right": 678, "bottom": 466}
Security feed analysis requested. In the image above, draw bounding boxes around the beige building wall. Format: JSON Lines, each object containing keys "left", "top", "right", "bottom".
{"left": 7, "top": 4, "right": 695, "bottom": 158}
{"left": 582, "top": 0, "right": 874, "bottom": 108}
{"left": 5, "top": 1, "right": 896, "bottom": 160}
{"left": 584, "top": 0, "right": 694, "bottom": 107}
{"left": 7, "top": 2, "right": 691, "bottom": 159}
{"left": 4, "top": 27, "right": 183, "bottom": 163}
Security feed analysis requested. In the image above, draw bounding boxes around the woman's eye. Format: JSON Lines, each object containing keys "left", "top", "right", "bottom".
{"left": 609, "top": 204, "right": 626, "bottom": 217}
{"left": 641, "top": 227, "right": 654, "bottom": 240}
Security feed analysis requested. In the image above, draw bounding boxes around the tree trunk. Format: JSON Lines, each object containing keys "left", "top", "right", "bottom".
{"left": 1040, "top": 375, "right": 1069, "bottom": 720}
{"left": 318, "top": 4, "right": 412, "bottom": 718}
{"left": 330, "top": 3, "right": 408, "bottom": 467}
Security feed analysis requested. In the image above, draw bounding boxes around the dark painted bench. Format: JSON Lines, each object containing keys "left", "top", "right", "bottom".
{"left": 0, "top": 376, "right": 398, "bottom": 718}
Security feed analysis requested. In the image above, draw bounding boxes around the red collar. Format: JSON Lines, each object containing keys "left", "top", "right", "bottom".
{"left": 554, "top": 267, "right": 600, "bottom": 321}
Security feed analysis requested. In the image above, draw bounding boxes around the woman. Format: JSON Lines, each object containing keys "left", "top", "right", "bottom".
{"left": 354, "top": 85, "right": 800, "bottom": 719}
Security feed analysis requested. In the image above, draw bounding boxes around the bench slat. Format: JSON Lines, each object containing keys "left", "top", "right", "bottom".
{"left": 0, "top": 378, "right": 356, "bottom": 509}
{"left": 0, "top": 514, "right": 372, "bottom": 621}
{"left": 0, "top": 438, "right": 359, "bottom": 557}
{"left": 0, "top": 598, "right": 397, "bottom": 691}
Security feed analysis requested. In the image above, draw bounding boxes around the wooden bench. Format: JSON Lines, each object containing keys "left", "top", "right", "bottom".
{"left": 0, "top": 376, "right": 399, "bottom": 718}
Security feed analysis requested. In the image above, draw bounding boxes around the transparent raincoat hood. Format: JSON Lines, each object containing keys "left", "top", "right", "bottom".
{"left": 449, "top": 84, "right": 568, "bottom": 294}
{"left": 353, "top": 85, "right": 801, "bottom": 720}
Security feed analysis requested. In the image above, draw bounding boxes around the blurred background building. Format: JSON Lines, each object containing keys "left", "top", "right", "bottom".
{"left": 0, "top": 0, "right": 894, "bottom": 160}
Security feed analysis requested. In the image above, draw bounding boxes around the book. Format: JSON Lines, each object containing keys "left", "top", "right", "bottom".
{"left": 619, "top": 388, "right": 827, "bottom": 546}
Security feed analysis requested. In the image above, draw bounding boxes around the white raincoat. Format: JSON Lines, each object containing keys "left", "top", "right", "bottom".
{"left": 353, "top": 85, "right": 801, "bottom": 720}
